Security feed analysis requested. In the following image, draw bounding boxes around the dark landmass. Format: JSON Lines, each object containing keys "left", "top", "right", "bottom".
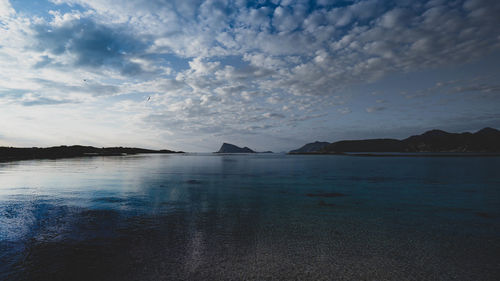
{"left": 402, "top": 127, "right": 500, "bottom": 152}
{"left": 290, "top": 127, "right": 500, "bottom": 154}
{"left": 215, "top": 143, "right": 256, "bottom": 153}
{"left": 0, "top": 145, "right": 183, "bottom": 162}
{"left": 323, "top": 138, "right": 408, "bottom": 153}
{"left": 289, "top": 141, "right": 330, "bottom": 153}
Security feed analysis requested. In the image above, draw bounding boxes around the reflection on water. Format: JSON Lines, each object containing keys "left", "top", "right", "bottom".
{"left": 1, "top": 154, "right": 500, "bottom": 280}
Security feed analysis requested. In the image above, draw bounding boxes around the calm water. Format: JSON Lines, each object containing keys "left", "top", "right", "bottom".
{"left": 0, "top": 154, "right": 499, "bottom": 280}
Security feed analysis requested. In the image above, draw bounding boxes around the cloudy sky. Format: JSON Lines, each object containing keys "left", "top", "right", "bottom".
{"left": 0, "top": 0, "right": 499, "bottom": 152}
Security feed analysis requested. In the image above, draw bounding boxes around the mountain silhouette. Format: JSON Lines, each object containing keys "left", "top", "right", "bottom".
{"left": 289, "top": 127, "right": 500, "bottom": 153}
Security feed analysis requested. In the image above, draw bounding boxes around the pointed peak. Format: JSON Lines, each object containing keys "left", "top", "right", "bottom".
{"left": 217, "top": 143, "right": 255, "bottom": 153}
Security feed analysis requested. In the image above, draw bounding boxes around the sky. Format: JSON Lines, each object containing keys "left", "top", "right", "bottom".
{"left": 0, "top": 0, "right": 499, "bottom": 152}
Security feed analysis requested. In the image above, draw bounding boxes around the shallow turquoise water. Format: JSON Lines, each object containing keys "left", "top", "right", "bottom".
{"left": 1, "top": 154, "right": 499, "bottom": 280}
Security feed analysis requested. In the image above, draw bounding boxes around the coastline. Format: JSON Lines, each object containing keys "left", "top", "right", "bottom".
{"left": 0, "top": 145, "right": 184, "bottom": 163}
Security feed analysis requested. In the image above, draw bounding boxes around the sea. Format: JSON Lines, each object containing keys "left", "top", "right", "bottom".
{"left": 0, "top": 153, "right": 499, "bottom": 280}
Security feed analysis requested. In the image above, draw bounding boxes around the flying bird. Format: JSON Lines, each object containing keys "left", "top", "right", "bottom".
{"left": 147, "top": 96, "right": 151, "bottom": 101}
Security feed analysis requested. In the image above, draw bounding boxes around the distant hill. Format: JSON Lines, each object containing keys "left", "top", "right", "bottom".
{"left": 0, "top": 145, "right": 183, "bottom": 162}
{"left": 216, "top": 143, "right": 256, "bottom": 153}
{"left": 289, "top": 141, "right": 330, "bottom": 153}
{"left": 402, "top": 127, "right": 500, "bottom": 152}
{"left": 290, "top": 127, "right": 500, "bottom": 154}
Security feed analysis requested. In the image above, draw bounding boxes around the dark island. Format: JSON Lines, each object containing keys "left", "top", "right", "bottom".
{"left": 215, "top": 143, "right": 274, "bottom": 153}
{"left": 289, "top": 127, "right": 500, "bottom": 154}
{"left": 215, "top": 143, "right": 256, "bottom": 153}
{"left": 0, "top": 145, "right": 183, "bottom": 162}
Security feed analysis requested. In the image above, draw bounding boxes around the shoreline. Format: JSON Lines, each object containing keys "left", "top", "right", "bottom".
{"left": 0, "top": 145, "right": 184, "bottom": 163}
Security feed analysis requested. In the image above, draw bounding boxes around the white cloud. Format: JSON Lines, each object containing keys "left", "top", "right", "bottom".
{"left": 0, "top": 0, "right": 14, "bottom": 18}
